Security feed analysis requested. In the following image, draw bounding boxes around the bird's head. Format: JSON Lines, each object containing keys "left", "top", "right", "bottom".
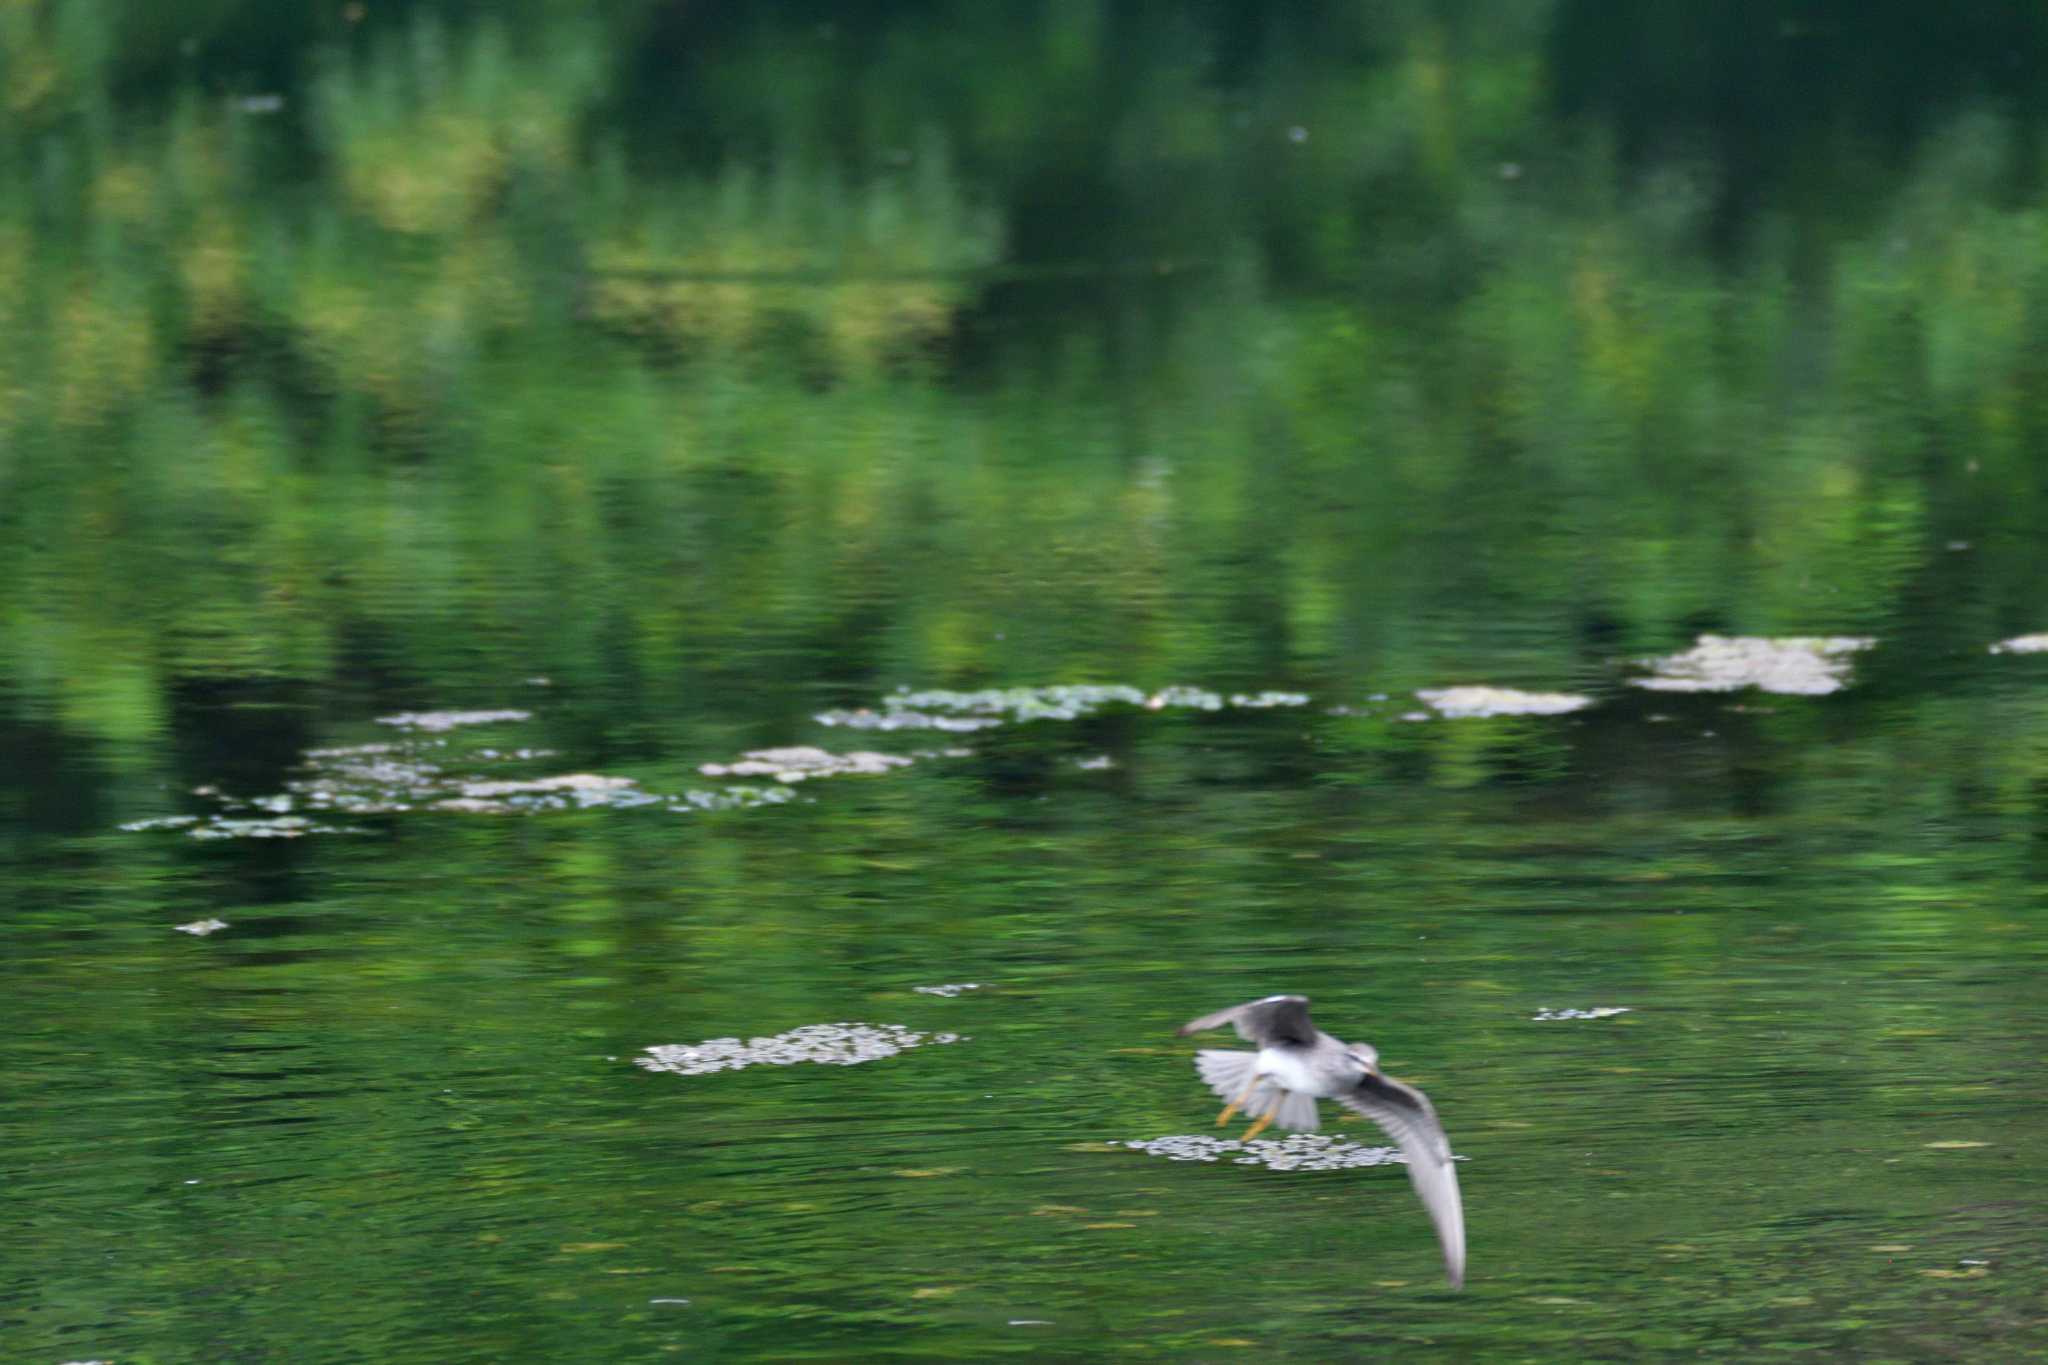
{"left": 1344, "top": 1041, "right": 1380, "bottom": 1074}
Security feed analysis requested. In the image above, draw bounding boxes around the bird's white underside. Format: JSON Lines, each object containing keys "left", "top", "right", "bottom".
{"left": 1193, "top": 1048, "right": 1323, "bottom": 1131}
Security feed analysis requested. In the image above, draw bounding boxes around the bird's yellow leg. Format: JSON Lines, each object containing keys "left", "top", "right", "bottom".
{"left": 1240, "top": 1109, "right": 1278, "bottom": 1141}
{"left": 1215, "top": 1073, "right": 1264, "bottom": 1128}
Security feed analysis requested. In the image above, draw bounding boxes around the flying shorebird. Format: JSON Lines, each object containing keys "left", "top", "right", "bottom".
{"left": 1178, "top": 994, "right": 1466, "bottom": 1289}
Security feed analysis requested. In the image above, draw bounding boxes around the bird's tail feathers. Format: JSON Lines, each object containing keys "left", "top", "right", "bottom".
{"left": 1193, "top": 1049, "right": 1322, "bottom": 1132}
{"left": 1272, "top": 1085, "right": 1321, "bottom": 1132}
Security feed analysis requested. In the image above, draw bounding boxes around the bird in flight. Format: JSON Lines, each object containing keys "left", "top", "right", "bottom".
{"left": 1178, "top": 994, "right": 1466, "bottom": 1289}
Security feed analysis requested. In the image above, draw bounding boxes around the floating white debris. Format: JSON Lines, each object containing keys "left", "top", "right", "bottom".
{"left": 188, "top": 817, "right": 364, "bottom": 840}
{"left": 814, "top": 707, "right": 1002, "bottom": 733}
{"left": 303, "top": 743, "right": 405, "bottom": 758}
{"left": 132, "top": 718, "right": 797, "bottom": 830}
{"left": 818, "top": 683, "right": 1312, "bottom": 730}
{"left": 699, "top": 747, "right": 913, "bottom": 782}
{"left": 135, "top": 679, "right": 1336, "bottom": 842}
{"left": 913, "top": 983, "right": 982, "bottom": 997}
{"left": 292, "top": 746, "right": 671, "bottom": 815}
{"left": 819, "top": 684, "right": 1147, "bottom": 730}
{"left": 1989, "top": 633, "right": 2048, "bottom": 655}
{"left": 1145, "top": 685, "right": 1224, "bottom": 711}
{"left": 1126, "top": 1132, "right": 1409, "bottom": 1171}
{"left": 375, "top": 709, "right": 532, "bottom": 732}
{"left": 446, "top": 774, "right": 642, "bottom": 802}
{"left": 1416, "top": 686, "right": 1593, "bottom": 718}
{"left": 120, "top": 815, "right": 200, "bottom": 832}
{"left": 932, "top": 684, "right": 1148, "bottom": 717}
{"left": 1629, "top": 635, "right": 1874, "bottom": 696}
{"left": 1532, "top": 1006, "right": 1631, "bottom": 1021}
{"left": 668, "top": 785, "right": 800, "bottom": 812}
{"left": 295, "top": 748, "right": 446, "bottom": 806}
{"left": 1229, "top": 691, "right": 1312, "bottom": 708}
{"left": 173, "top": 918, "right": 229, "bottom": 936}
{"left": 637, "top": 1023, "right": 966, "bottom": 1076}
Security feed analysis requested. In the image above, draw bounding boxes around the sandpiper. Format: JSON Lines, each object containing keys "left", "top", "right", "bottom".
{"left": 1180, "top": 994, "right": 1466, "bottom": 1289}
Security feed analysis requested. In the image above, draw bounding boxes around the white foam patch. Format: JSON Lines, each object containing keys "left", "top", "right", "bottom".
{"left": 1415, "top": 686, "right": 1593, "bottom": 718}
{"left": 1126, "top": 1132, "right": 1408, "bottom": 1171}
{"left": 188, "top": 817, "right": 366, "bottom": 840}
{"left": 636, "top": 1023, "right": 966, "bottom": 1076}
{"left": 1229, "top": 691, "right": 1312, "bottom": 708}
{"left": 699, "top": 747, "right": 915, "bottom": 781}
{"left": 1629, "top": 635, "right": 1874, "bottom": 695}
{"left": 814, "top": 682, "right": 1308, "bottom": 731}
{"left": 120, "top": 815, "right": 200, "bottom": 832}
{"left": 375, "top": 709, "right": 533, "bottom": 731}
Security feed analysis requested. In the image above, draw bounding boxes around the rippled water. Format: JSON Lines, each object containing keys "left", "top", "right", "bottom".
{"left": 6, "top": 660, "right": 2045, "bottom": 1361}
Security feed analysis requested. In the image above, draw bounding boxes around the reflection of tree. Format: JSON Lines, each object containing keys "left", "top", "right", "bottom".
{"left": 1549, "top": 0, "right": 2048, "bottom": 233}
{"left": 2, "top": 2, "right": 2047, "bottom": 767}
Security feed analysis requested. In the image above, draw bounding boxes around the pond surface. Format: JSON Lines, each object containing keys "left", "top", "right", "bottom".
{"left": 7, "top": 670, "right": 2045, "bottom": 1361}
{"left": 5, "top": 3, "right": 2048, "bottom": 1361}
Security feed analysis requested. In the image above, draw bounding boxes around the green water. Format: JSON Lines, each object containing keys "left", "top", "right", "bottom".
{"left": 5, "top": 3, "right": 2048, "bottom": 1360}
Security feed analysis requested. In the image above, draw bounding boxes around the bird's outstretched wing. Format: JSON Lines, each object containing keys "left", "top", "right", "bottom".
{"left": 1177, "top": 994, "right": 1318, "bottom": 1047}
{"left": 1334, "top": 1071, "right": 1466, "bottom": 1290}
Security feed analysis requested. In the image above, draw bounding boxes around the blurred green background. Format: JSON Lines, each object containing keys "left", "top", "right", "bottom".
{"left": 8, "top": 0, "right": 2048, "bottom": 740}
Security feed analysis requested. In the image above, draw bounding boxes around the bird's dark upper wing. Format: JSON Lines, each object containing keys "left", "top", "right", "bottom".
{"left": 1334, "top": 1071, "right": 1466, "bottom": 1290}
{"left": 1176, "top": 995, "right": 1318, "bottom": 1047}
